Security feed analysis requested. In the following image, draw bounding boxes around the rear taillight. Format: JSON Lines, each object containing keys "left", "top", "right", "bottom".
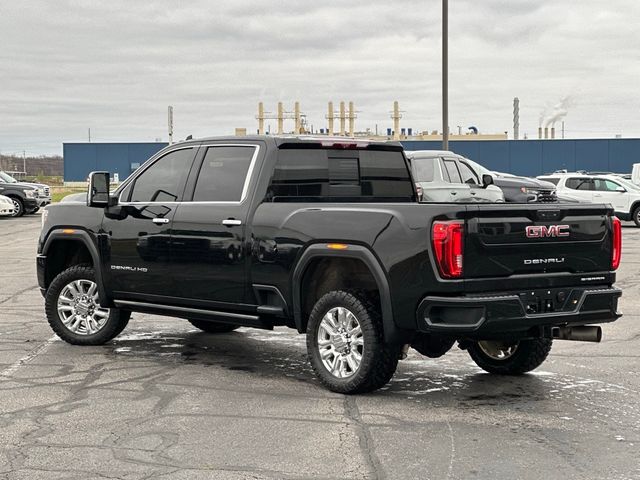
{"left": 432, "top": 221, "right": 464, "bottom": 278}
{"left": 612, "top": 216, "right": 622, "bottom": 270}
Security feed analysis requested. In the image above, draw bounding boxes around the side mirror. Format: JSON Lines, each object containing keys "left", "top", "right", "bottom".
{"left": 482, "top": 174, "right": 494, "bottom": 188}
{"left": 615, "top": 186, "right": 626, "bottom": 193}
{"left": 87, "top": 171, "right": 110, "bottom": 207}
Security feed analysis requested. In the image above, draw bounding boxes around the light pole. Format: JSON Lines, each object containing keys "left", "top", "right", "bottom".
{"left": 442, "top": 0, "right": 449, "bottom": 150}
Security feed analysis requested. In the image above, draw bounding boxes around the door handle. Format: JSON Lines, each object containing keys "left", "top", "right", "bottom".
{"left": 450, "top": 192, "right": 457, "bottom": 195}
{"left": 222, "top": 218, "right": 242, "bottom": 226}
{"left": 152, "top": 217, "right": 170, "bottom": 224}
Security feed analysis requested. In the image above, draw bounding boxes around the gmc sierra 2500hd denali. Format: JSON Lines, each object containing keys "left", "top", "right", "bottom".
{"left": 37, "top": 136, "right": 622, "bottom": 393}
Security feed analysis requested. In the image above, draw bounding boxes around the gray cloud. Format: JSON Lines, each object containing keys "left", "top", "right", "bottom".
{"left": 0, "top": 0, "right": 638, "bottom": 154}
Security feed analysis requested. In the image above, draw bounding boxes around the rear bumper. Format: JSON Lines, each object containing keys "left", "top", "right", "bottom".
{"left": 416, "top": 286, "right": 622, "bottom": 338}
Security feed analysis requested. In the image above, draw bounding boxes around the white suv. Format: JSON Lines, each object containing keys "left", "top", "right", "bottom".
{"left": 538, "top": 173, "right": 640, "bottom": 226}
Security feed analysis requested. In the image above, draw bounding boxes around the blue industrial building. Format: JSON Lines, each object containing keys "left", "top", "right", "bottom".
{"left": 63, "top": 142, "right": 167, "bottom": 182}
{"left": 63, "top": 138, "right": 640, "bottom": 182}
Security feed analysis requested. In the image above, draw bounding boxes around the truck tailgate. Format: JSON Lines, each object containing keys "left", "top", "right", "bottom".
{"left": 464, "top": 204, "right": 614, "bottom": 279}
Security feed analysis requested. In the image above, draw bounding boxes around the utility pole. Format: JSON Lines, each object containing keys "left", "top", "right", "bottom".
{"left": 88, "top": 128, "right": 91, "bottom": 142}
{"left": 168, "top": 106, "right": 174, "bottom": 144}
{"left": 442, "top": 0, "right": 449, "bottom": 150}
{"left": 22, "top": 150, "right": 26, "bottom": 175}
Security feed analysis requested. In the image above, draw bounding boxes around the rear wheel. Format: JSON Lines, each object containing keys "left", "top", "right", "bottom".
{"left": 467, "top": 338, "right": 552, "bottom": 375}
{"left": 9, "top": 197, "right": 24, "bottom": 217}
{"left": 306, "top": 290, "right": 400, "bottom": 394}
{"left": 187, "top": 319, "right": 238, "bottom": 333}
{"left": 45, "top": 265, "right": 130, "bottom": 345}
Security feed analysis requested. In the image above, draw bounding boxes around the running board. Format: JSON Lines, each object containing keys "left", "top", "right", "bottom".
{"left": 114, "top": 300, "right": 274, "bottom": 330}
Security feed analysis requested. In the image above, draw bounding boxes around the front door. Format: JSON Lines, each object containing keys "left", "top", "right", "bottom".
{"left": 105, "top": 146, "right": 197, "bottom": 299}
{"left": 170, "top": 144, "right": 260, "bottom": 306}
{"left": 592, "top": 178, "right": 630, "bottom": 213}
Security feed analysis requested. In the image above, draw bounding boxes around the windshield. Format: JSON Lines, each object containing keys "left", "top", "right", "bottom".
{"left": 463, "top": 158, "right": 491, "bottom": 176}
{"left": 0, "top": 172, "right": 18, "bottom": 183}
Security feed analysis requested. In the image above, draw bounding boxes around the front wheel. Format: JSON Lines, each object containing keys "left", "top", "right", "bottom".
{"left": 9, "top": 197, "right": 24, "bottom": 217}
{"left": 306, "top": 290, "right": 400, "bottom": 394}
{"left": 467, "top": 338, "right": 552, "bottom": 375}
{"left": 45, "top": 265, "right": 130, "bottom": 345}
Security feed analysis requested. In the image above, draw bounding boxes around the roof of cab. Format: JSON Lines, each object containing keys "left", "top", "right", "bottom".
{"left": 172, "top": 135, "right": 403, "bottom": 150}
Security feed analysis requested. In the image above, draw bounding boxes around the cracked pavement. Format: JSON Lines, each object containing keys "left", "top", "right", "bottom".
{"left": 0, "top": 213, "right": 639, "bottom": 480}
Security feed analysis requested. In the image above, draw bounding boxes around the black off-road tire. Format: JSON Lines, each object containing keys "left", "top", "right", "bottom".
{"left": 9, "top": 197, "right": 24, "bottom": 217}
{"left": 45, "top": 264, "right": 130, "bottom": 345}
{"left": 306, "top": 290, "right": 400, "bottom": 394}
{"left": 632, "top": 205, "right": 640, "bottom": 228}
{"left": 467, "top": 338, "right": 553, "bottom": 375}
{"left": 187, "top": 319, "right": 239, "bottom": 333}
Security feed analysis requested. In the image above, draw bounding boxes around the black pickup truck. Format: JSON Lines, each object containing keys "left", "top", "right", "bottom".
{"left": 37, "top": 136, "right": 622, "bottom": 393}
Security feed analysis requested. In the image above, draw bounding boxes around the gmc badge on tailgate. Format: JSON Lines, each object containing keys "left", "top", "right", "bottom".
{"left": 525, "top": 225, "right": 570, "bottom": 238}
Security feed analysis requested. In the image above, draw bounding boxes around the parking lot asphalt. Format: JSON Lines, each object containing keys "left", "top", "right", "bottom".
{"left": 1, "top": 213, "right": 639, "bottom": 480}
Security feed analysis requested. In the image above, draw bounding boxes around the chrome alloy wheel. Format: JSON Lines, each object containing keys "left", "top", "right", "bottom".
{"left": 10, "top": 199, "right": 21, "bottom": 216}
{"left": 477, "top": 340, "right": 519, "bottom": 360}
{"left": 317, "top": 307, "right": 364, "bottom": 378}
{"left": 56, "top": 279, "right": 110, "bottom": 335}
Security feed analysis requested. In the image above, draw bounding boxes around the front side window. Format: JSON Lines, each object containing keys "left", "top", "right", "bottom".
{"left": 443, "top": 159, "right": 462, "bottom": 184}
{"left": 192, "top": 146, "right": 256, "bottom": 202}
{"left": 594, "top": 179, "right": 622, "bottom": 192}
{"left": 458, "top": 161, "right": 479, "bottom": 185}
{"left": 129, "top": 148, "right": 195, "bottom": 202}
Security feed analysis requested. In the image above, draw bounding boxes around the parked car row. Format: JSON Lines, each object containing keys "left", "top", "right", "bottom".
{"left": 406, "top": 151, "right": 640, "bottom": 227}
{"left": 406, "top": 150, "right": 558, "bottom": 205}
{"left": 0, "top": 171, "right": 51, "bottom": 217}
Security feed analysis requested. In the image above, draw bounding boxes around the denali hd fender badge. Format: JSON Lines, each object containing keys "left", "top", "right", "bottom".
{"left": 111, "top": 265, "right": 148, "bottom": 273}
{"left": 525, "top": 225, "right": 570, "bottom": 238}
{"left": 524, "top": 258, "right": 565, "bottom": 265}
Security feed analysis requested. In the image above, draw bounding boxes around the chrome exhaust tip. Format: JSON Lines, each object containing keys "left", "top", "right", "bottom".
{"left": 553, "top": 326, "right": 602, "bottom": 343}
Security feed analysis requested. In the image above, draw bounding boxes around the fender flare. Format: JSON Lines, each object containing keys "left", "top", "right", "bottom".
{"left": 42, "top": 229, "right": 110, "bottom": 307}
{"left": 291, "top": 244, "right": 406, "bottom": 343}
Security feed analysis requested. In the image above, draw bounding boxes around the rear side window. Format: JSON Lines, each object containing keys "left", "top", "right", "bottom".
{"left": 565, "top": 178, "right": 593, "bottom": 191}
{"left": 192, "top": 146, "right": 256, "bottom": 202}
{"left": 443, "top": 159, "right": 462, "bottom": 184}
{"left": 129, "top": 148, "right": 195, "bottom": 202}
{"left": 267, "top": 149, "right": 413, "bottom": 202}
{"left": 411, "top": 157, "right": 435, "bottom": 182}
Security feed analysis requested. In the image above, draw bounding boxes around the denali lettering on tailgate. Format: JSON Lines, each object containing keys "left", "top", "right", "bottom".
{"left": 525, "top": 225, "right": 570, "bottom": 238}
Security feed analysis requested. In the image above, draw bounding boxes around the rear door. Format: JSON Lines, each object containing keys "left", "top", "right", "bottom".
{"left": 442, "top": 158, "right": 473, "bottom": 202}
{"left": 563, "top": 177, "right": 594, "bottom": 202}
{"left": 592, "top": 178, "right": 630, "bottom": 213}
{"left": 464, "top": 204, "right": 613, "bottom": 280}
{"left": 169, "top": 143, "right": 260, "bottom": 306}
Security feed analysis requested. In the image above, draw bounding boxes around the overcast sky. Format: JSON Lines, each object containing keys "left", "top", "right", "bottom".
{"left": 1, "top": 0, "right": 639, "bottom": 155}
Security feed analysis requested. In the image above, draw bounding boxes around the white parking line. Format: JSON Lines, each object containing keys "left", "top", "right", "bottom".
{"left": 0, "top": 335, "right": 58, "bottom": 378}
